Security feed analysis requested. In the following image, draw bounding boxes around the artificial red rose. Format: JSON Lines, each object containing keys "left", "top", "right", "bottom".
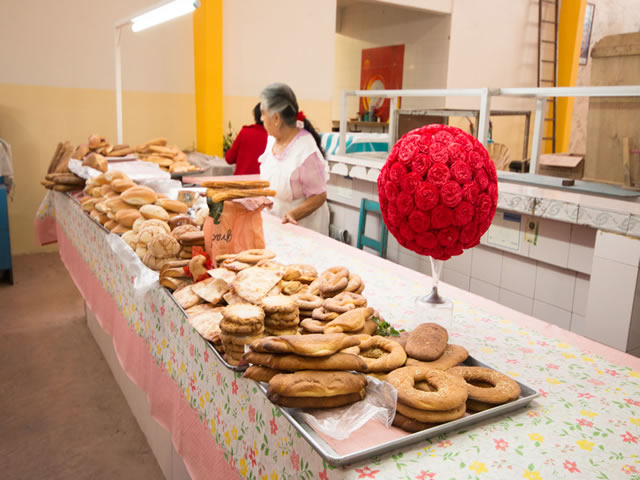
{"left": 428, "top": 142, "right": 449, "bottom": 164}
{"left": 469, "top": 150, "right": 485, "bottom": 169}
{"left": 440, "top": 181, "right": 463, "bottom": 208}
{"left": 447, "top": 143, "right": 467, "bottom": 164}
{"left": 474, "top": 168, "right": 489, "bottom": 191}
{"left": 396, "top": 191, "right": 415, "bottom": 216}
{"left": 433, "top": 130, "right": 455, "bottom": 144}
{"left": 462, "top": 182, "right": 480, "bottom": 204}
{"left": 408, "top": 210, "right": 430, "bottom": 233}
{"left": 398, "top": 138, "right": 419, "bottom": 165}
{"left": 414, "top": 182, "right": 440, "bottom": 211}
{"left": 431, "top": 205, "right": 454, "bottom": 229}
{"left": 475, "top": 193, "right": 492, "bottom": 221}
{"left": 459, "top": 221, "right": 478, "bottom": 247}
{"left": 427, "top": 163, "right": 451, "bottom": 186}
{"left": 378, "top": 124, "right": 497, "bottom": 260}
{"left": 438, "top": 227, "right": 460, "bottom": 248}
{"left": 416, "top": 232, "right": 438, "bottom": 250}
{"left": 385, "top": 182, "right": 399, "bottom": 202}
{"left": 401, "top": 172, "right": 422, "bottom": 194}
{"left": 454, "top": 201, "right": 475, "bottom": 226}
{"left": 389, "top": 162, "right": 407, "bottom": 183}
{"left": 411, "top": 153, "right": 431, "bottom": 177}
{"left": 399, "top": 223, "right": 415, "bottom": 242}
{"left": 451, "top": 160, "right": 472, "bottom": 184}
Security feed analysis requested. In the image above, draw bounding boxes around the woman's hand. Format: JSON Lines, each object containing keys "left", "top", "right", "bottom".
{"left": 282, "top": 212, "right": 298, "bottom": 225}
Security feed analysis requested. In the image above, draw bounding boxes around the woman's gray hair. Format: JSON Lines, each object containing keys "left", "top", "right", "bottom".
{"left": 261, "top": 83, "right": 298, "bottom": 127}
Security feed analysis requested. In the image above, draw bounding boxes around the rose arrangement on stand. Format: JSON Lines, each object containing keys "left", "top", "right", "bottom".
{"left": 377, "top": 124, "right": 498, "bottom": 327}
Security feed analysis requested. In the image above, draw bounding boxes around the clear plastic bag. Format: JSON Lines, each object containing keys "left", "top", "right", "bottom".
{"left": 105, "top": 233, "right": 158, "bottom": 302}
{"left": 294, "top": 376, "right": 398, "bottom": 440}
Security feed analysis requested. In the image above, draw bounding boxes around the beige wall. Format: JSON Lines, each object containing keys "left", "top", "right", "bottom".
{"left": 222, "top": 0, "right": 337, "bottom": 134}
{"left": 333, "top": 2, "right": 451, "bottom": 120}
{"left": 0, "top": 0, "right": 196, "bottom": 255}
{"left": 570, "top": 0, "right": 640, "bottom": 154}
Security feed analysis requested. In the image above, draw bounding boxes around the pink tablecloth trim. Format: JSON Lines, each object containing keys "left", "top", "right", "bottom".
{"left": 56, "top": 222, "right": 240, "bottom": 480}
{"left": 34, "top": 215, "right": 58, "bottom": 246}
{"left": 264, "top": 215, "right": 640, "bottom": 370}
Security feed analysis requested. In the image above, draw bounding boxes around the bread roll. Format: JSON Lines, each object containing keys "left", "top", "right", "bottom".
{"left": 250, "top": 334, "right": 361, "bottom": 357}
{"left": 148, "top": 233, "right": 181, "bottom": 258}
{"left": 268, "top": 371, "right": 367, "bottom": 398}
{"left": 115, "top": 208, "right": 143, "bottom": 228}
{"left": 81, "top": 197, "right": 100, "bottom": 212}
{"left": 143, "top": 251, "right": 177, "bottom": 271}
{"left": 111, "top": 178, "right": 136, "bottom": 193}
{"left": 72, "top": 144, "right": 90, "bottom": 160}
{"left": 83, "top": 152, "right": 107, "bottom": 172}
{"left": 100, "top": 184, "right": 115, "bottom": 197}
{"left": 105, "top": 197, "right": 134, "bottom": 213}
{"left": 121, "top": 186, "right": 157, "bottom": 206}
{"left": 104, "top": 170, "right": 128, "bottom": 182}
{"left": 112, "top": 224, "right": 131, "bottom": 235}
{"left": 138, "top": 225, "right": 168, "bottom": 246}
{"left": 88, "top": 134, "right": 107, "bottom": 149}
{"left": 140, "top": 219, "right": 171, "bottom": 234}
{"left": 92, "top": 173, "right": 110, "bottom": 185}
{"left": 121, "top": 230, "right": 139, "bottom": 248}
{"left": 94, "top": 201, "right": 108, "bottom": 214}
{"left": 140, "top": 204, "right": 169, "bottom": 221}
{"left": 135, "top": 245, "right": 148, "bottom": 259}
{"left": 156, "top": 198, "right": 188, "bottom": 214}
{"left": 104, "top": 220, "right": 118, "bottom": 232}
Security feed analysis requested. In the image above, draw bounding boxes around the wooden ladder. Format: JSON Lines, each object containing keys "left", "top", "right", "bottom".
{"left": 537, "top": 0, "right": 559, "bottom": 153}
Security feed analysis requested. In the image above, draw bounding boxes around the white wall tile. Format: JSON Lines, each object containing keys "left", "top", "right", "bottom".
{"left": 572, "top": 273, "right": 589, "bottom": 317}
{"left": 499, "top": 288, "right": 534, "bottom": 315}
{"left": 528, "top": 217, "right": 572, "bottom": 268}
{"left": 442, "top": 269, "right": 470, "bottom": 291}
{"left": 533, "top": 300, "right": 572, "bottom": 329}
{"left": 500, "top": 252, "right": 537, "bottom": 298}
{"left": 570, "top": 313, "right": 586, "bottom": 336}
{"left": 594, "top": 230, "right": 640, "bottom": 267}
{"left": 471, "top": 245, "right": 503, "bottom": 286}
{"left": 445, "top": 248, "right": 473, "bottom": 275}
{"left": 470, "top": 278, "right": 500, "bottom": 302}
{"left": 398, "top": 248, "right": 421, "bottom": 272}
{"left": 534, "top": 263, "right": 576, "bottom": 311}
{"left": 584, "top": 257, "right": 637, "bottom": 351}
{"left": 626, "top": 271, "right": 640, "bottom": 352}
{"left": 568, "top": 224, "right": 596, "bottom": 275}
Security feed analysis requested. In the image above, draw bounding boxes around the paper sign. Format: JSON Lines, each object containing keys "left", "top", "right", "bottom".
{"left": 487, "top": 212, "right": 522, "bottom": 251}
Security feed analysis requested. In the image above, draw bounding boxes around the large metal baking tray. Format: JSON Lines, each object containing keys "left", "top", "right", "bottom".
{"left": 255, "top": 355, "right": 539, "bottom": 467}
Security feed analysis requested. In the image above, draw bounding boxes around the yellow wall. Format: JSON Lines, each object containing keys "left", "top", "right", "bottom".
{"left": 1, "top": 83, "right": 195, "bottom": 255}
{"left": 193, "top": 0, "right": 223, "bottom": 157}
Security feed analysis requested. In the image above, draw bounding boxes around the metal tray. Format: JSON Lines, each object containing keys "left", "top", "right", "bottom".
{"left": 254, "top": 355, "right": 539, "bottom": 467}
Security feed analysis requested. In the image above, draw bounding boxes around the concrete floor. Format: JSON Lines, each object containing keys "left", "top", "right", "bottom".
{"left": 0, "top": 252, "right": 163, "bottom": 479}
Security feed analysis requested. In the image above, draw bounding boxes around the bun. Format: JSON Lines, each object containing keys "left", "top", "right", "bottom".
{"left": 405, "top": 323, "right": 448, "bottom": 361}
{"left": 268, "top": 371, "right": 366, "bottom": 397}
{"left": 112, "top": 224, "right": 131, "bottom": 235}
{"left": 104, "top": 220, "right": 118, "bottom": 232}
{"left": 243, "top": 351, "right": 367, "bottom": 372}
{"left": 140, "top": 204, "right": 169, "bottom": 221}
{"left": 105, "top": 197, "right": 134, "bottom": 213}
{"left": 156, "top": 198, "right": 188, "bottom": 214}
{"left": 104, "top": 170, "right": 128, "bottom": 182}
{"left": 111, "top": 178, "right": 136, "bottom": 193}
{"left": 250, "top": 333, "right": 360, "bottom": 357}
{"left": 148, "top": 233, "right": 181, "bottom": 258}
{"left": 121, "top": 186, "right": 158, "bottom": 206}
{"left": 83, "top": 152, "right": 107, "bottom": 172}
{"left": 115, "top": 208, "right": 143, "bottom": 227}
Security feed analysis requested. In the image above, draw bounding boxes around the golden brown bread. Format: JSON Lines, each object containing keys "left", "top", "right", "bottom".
{"left": 243, "top": 366, "right": 283, "bottom": 383}
{"left": 156, "top": 198, "right": 189, "bottom": 214}
{"left": 83, "top": 152, "right": 108, "bottom": 172}
{"left": 405, "top": 344, "right": 469, "bottom": 370}
{"left": 121, "top": 186, "right": 158, "bottom": 206}
{"left": 207, "top": 188, "right": 276, "bottom": 203}
{"left": 267, "top": 390, "right": 365, "bottom": 409}
{"left": 202, "top": 180, "right": 270, "bottom": 189}
{"left": 249, "top": 333, "right": 360, "bottom": 357}
{"left": 140, "top": 204, "right": 169, "bottom": 221}
{"left": 243, "top": 351, "right": 367, "bottom": 372}
{"left": 268, "top": 370, "right": 367, "bottom": 398}
{"left": 405, "top": 323, "right": 449, "bottom": 361}
{"left": 324, "top": 307, "right": 373, "bottom": 334}
{"left": 114, "top": 208, "right": 143, "bottom": 228}
{"left": 148, "top": 233, "right": 181, "bottom": 258}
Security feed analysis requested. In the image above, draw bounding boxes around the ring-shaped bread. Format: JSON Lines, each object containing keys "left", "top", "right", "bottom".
{"left": 395, "top": 402, "right": 466, "bottom": 424}
{"left": 387, "top": 366, "right": 468, "bottom": 411}
{"left": 323, "top": 291, "right": 367, "bottom": 313}
{"left": 236, "top": 248, "right": 276, "bottom": 264}
{"left": 293, "top": 293, "right": 323, "bottom": 311}
{"left": 355, "top": 335, "right": 407, "bottom": 372}
{"left": 446, "top": 366, "right": 521, "bottom": 404}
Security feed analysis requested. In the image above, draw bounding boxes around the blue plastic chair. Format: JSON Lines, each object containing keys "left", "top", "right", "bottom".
{"left": 356, "top": 198, "right": 389, "bottom": 259}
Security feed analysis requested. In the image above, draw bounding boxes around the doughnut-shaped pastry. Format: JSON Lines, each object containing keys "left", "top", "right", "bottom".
{"left": 322, "top": 266, "right": 349, "bottom": 278}
{"left": 235, "top": 249, "right": 276, "bottom": 264}
{"left": 311, "top": 307, "right": 339, "bottom": 322}
{"left": 281, "top": 280, "right": 304, "bottom": 295}
{"left": 392, "top": 412, "right": 436, "bottom": 432}
{"left": 447, "top": 366, "right": 521, "bottom": 404}
{"left": 396, "top": 402, "right": 466, "bottom": 424}
{"left": 355, "top": 335, "right": 407, "bottom": 372}
{"left": 387, "top": 366, "right": 468, "bottom": 411}
{"left": 318, "top": 275, "right": 348, "bottom": 297}
{"left": 323, "top": 291, "right": 367, "bottom": 313}
{"left": 299, "top": 318, "right": 327, "bottom": 333}
{"left": 293, "top": 293, "right": 323, "bottom": 311}
{"left": 345, "top": 274, "right": 364, "bottom": 293}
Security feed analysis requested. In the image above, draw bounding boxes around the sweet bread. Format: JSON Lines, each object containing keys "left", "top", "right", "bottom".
{"left": 405, "top": 344, "right": 468, "bottom": 370}
{"left": 267, "top": 390, "right": 365, "bottom": 409}
{"left": 268, "top": 370, "right": 367, "bottom": 398}
{"left": 354, "top": 335, "right": 407, "bottom": 373}
{"left": 322, "top": 291, "right": 367, "bottom": 313}
{"left": 243, "top": 365, "right": 283, "bottom": 383}
{"left": 392, "top": 412, "right": 436, "bottom": 432}
{"left": 405, "top": 323, "right": 449, "bottom": 361}
{"left": 387, "top": 366, "right": 468, "bottom": 411}
{"left": 261, "top": 295, "right": 297, "bottom": 314}
{"left": 447, "top": 366, "right": 521, "bottom": 405}
{"left": 249, "top": 333, "right": 360, "bottom": 357}
{"left": 243, "top": 351, "right": 368, "bottom": 372}
{"left": 324, "top": 307, "right": 373, "bottom": 334}
{"left": 396, "top": 402, "right": 466, "bottom": 424}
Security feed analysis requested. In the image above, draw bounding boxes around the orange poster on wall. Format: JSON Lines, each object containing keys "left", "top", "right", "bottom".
{"left": 359, "top": 45, "right": 405, "bottom": 123}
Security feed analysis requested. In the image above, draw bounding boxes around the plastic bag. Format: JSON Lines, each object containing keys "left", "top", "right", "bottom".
{"left": 294, "top": 376, "right": 398, "bottom": 440}
{"left": 105, "top": 232, "right": 158, "bottom": 302}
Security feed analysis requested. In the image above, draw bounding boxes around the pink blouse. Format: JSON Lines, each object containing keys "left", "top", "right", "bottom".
{"left": 278, "top": 130, "right": 327, "bottom": 200}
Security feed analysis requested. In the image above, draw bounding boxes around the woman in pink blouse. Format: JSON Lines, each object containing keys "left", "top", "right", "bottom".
{"left": 258, "top": 83, "right": 329, "bottom": 235}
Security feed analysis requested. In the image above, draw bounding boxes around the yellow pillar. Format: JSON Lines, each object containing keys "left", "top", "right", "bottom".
{"left": 555, "top": 0, "right": 587, "bottom": 153}
{"left": 193, "top": 0, "right": 223, "bottom": 156}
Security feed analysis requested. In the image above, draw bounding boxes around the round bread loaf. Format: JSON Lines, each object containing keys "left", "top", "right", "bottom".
{"left": 100, "top": 184, "right": 115, "bottom": 196}
{"left": 157, "top": 198, "right": 188, "bottom": 214}
{"left": 148, "top": 233, "right": 181, "bottom": 258}
{"left": 121, "top": 230, "right": 139, "bottom": 248}
{"left": 138, "top": 225, "right": 169, "bottom": 246}
{"left": 121, "top": 185, "right": 157, "bottom": 206}
{"left": 115, "top": 208, "right": 143, "bottom": 228}
{"left": 140, "top": 204, "right": 170, "bottom": 221}
{"left": 405, "top": 323, "right": 449, "bottom": 361}
{"left": 268, "top": 370, "right": 367, "bottom": 398}
{"left": 139, "top": 219, "right": 171, "bottom": 234}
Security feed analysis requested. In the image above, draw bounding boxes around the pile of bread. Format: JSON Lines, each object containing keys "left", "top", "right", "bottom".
{"left": 79, "top": 169, "right": 209, "bottom": 271}
{"left": 173, "top": 248, "right": 522, "bottom": 432}
{"left": 41, "top": 141, "right": 86, "bottom": 192}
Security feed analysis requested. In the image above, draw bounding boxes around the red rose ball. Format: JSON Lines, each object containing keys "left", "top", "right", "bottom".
{"left": 378, "top": 125, "right": 498, "bottom": 260}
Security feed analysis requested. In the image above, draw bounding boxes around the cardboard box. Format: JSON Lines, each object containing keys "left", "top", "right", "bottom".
{"left": 538, "top": 153, "right": 584, "bottom": 180}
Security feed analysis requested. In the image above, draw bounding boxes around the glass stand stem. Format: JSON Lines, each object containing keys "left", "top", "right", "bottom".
{"left": 423, "top": 257, "right": 445, "bottom": 305}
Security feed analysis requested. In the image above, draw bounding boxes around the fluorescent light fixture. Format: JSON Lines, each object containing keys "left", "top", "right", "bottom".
{"left": 131, "top": 0, "right": 199, "bottom": 33}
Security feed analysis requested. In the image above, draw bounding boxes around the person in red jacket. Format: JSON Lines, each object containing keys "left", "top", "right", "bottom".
{"left": 225, "top": 103, "right": 268, "bottom": 175}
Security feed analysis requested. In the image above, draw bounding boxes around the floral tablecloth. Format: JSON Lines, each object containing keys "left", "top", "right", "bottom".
{"left": 37, "top": 191, "right": 640, "bottom": 480}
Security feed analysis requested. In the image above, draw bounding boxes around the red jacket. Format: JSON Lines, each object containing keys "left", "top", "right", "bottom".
{"left": 225, "top": 124, "right": 268, "bottom": 175}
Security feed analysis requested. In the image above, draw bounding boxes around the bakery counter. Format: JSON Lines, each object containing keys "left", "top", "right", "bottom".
{"left": 35, "top": 190, "right": 640, "bottom": 479}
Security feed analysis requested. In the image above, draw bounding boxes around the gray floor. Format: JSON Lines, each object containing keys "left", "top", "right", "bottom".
{"left": 0, "top": 252, "right": 163, "bottom": 479}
